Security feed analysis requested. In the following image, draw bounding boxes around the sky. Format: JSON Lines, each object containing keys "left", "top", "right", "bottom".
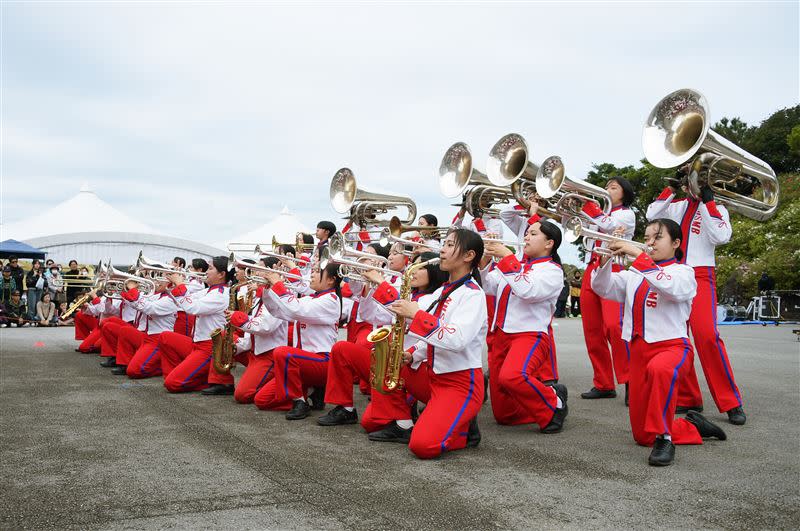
{"left": 1, "top": 1, "right": 798, "bottom": 264}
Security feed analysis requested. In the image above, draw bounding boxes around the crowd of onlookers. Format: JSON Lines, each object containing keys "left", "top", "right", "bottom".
{"left": 0, "top": 256, "right": 88, "bottom": 327}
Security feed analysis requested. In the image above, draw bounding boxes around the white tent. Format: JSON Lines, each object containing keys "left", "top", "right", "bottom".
{"left": 1, "top": 184, "right": 224, "bottom": 265}
{"left": 226, "top": 206, "right": 311, "bottom": 249}
{"left": 3, "top": 183, "right": 157, "bottom": 240}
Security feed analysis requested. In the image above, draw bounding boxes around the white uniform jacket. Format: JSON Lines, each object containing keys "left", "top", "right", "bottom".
{"left": 454, "top": 212, "right": 504, "bottom": 237}
{"left": 499, "top": 204, "right": 540, "bottom": 243}
{"left": 591, "top": 254, "right": 697, "bottom": 343}
{"left": 482, "top": 255, "right": 564, "bottom": 333}
{"left": 102, "top": 297, "right": 122, "bottom": 319}
{"left": 405, "top": 274, "right": 488, "bottom": 374}
{"left": 84, "top": 296, "right": 106, "bottom": 318}
{"left": 236, "top": 299, "right": 288, "bottom": 355}
{"left": 129, "top": 291, "right": 178, "bottom": 335}
{"left": 170, "top": 282, "right": 229, "bottom": 342}
{"left": 262, "top": 281, "right": 340, "bottom": 354}
{"left": 645, "top": 188, "right": 732, "bottom": 267}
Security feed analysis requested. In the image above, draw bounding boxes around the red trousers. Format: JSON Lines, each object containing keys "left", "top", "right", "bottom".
{"left": 362, "top": 362, "right": 431, "bottom": 433}
{"left": 74, "top": 311, "right": 98, "bottom": 340}
{"left": 629, "top": 337, "right": 702, "bottom": 446}
{"left": 234, "top": 350, "right": 276, "bottom": 404}
{"left": 346, "top": 319, "right": 373, "bottom": 344}
{"left": 324, "top": 340, "right": 371, "bottom": 408}
{"left": 581, "top": 261, "right": 629, "bottom": 389}
{"left": 173, "top": 311, "right": 195, "bottom": 337}
{"left": 99, "top": 317, "right": 129, "bottom": 357}
{"left": 409, "top": 366, "right": 484, "bottom": 460}
{"left": 490, "top": 330, "right": 558, "bottom": 428}
{"left": 677, "top": 266, "right": 743, "bottom": 413}
{"left": 127, "top": 334, "right": 163, "bottom": 378}
{"left": 161, "top": 336, "right": 234, "bottom": 393}
{"left": 78, "top": 325, "right": 103, "bottom": 352}
{"left": 116, "top": 326, "right": 145, "bottom": 366}
{"left": 253, "top": 347, "right": 329, "bottom": 410}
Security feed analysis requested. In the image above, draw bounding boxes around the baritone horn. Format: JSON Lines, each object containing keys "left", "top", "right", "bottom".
{"left": 643, "top": 88, "right": 779, "bottom": 221}
{"left": 330, "top": 168, "right": 417, "bottom": 227}
{"left": 535, "top": 155, "right": 612, "bottom": 217}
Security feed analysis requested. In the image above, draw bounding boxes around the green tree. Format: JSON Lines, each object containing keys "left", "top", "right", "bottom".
{"left": 712, "top": 117, "right": 754, "bottom": 147}
{"left": 744, "top": 105, "right": 800, "bottom": 173}
{"left": 787, "top": 124, "right": 800, "bottom": 157}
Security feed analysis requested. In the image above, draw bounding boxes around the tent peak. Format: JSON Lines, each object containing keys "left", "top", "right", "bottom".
{"left": 79, "top": 182, "right": 94, "bottom": 194}
{"left": 280, "top": 206, "right": 290, "bottom": 215}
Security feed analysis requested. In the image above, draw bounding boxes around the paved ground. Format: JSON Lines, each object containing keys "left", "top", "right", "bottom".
{"left": 1, "top": 320, "right": 798, "bottom": 530}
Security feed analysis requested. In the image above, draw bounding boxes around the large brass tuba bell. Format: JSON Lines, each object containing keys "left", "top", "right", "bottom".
{"left": 438, "top": 142, "right": 494, "bottom": 198}
{"left": 330, "top": 168, "right": 417, "bottom": 227}
{"left": 535, "top": 155, "right": 612, "bottom": 217}
{"left": 643, "top": 88, "right": 779, "bottom": 221}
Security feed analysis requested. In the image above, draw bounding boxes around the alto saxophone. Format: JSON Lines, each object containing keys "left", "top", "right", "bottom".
{"left": 210, "top": 282, "right": 243, "bottom": 374}
{"left": 367, "top": 257, "right": 440, "bottom": 394}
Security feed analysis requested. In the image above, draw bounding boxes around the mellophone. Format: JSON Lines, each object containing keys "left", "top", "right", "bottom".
{"left": 65, "top": 88, "right": 777, "bottom": 464}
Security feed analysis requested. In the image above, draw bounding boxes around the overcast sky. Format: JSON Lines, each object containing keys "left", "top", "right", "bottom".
{"left": 2, "top": 1, "right": 797, "bottom": 264}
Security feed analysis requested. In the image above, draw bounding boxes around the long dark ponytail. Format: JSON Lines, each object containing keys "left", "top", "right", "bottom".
{"left": 211, "top": 255, "right": 236, "bottom": 284}
{"left": 322, "top": 262, "right": 343, "bottom": 321}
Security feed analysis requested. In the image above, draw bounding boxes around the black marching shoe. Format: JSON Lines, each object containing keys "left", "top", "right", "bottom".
{"left": 201, "top": 384, "right": 235, "bottom": 396}
{"left": 99, "top": 357, "right": 117, "bottom": 368}
{"left": 624, "top": 383, "right": 629, "bottom": 407}
{"left": 580, "top": 387, "right": 616, "bottom": 399}
{"left": 110, "top": 365, "right": 128, "bottom": 375}
{"left": 317, "top": 405, "right": 358, "bottom": 426}
{"left": 308, "top": 387, "right": 326, "bottom": 410}
{"left": 368, "top": 421, "right": 412, "bottom": 443}
{"left": 542, "top": 384, "right": 569, "bottom": 434}
{"left": 726, "top": 406, "right": 746, "bottom": 426}
{"left": 675, "top": 404, "right": 704, "bottom": 414}
{"left": 286, "top": 399, "right": 312, "bottom": 420}
{"left": 686, "top": 410, "right": 727, "bottom": 440}
{"left": 410, "top": 401, "right": 419, "bottom": 423}
{"left": 648, "top": 437, "right": 675, "bottom": 466}
{"left": 466, "top": 417, "right": 481, "bottom": 448}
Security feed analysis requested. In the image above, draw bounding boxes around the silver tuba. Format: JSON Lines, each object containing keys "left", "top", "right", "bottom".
{"left": 536, "top": 155, "right": 612, "bottom": 218}
{"left": 643, "top": 88, "right": 779, "bottom": 221}
{"left": 330, "top": 168, "right": 417, "bottom": 227}
{"left": 486, "top": 133, "right": 541, "bottom": 210}
{"left": 439, "top": 141, "right": 515, "bottom": 218}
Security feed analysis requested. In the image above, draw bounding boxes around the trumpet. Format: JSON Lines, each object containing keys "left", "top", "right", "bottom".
{"left": 329, "top": 232, "right": 390, "bottom": 266}
{"left": 271, "top": 235, "right": 316, "bottom": 252}
{"left": 232, "top": 256, "right": 304, "bottom": 283}
{"left": 378, "top": 229, "right": 442, "bottom": 252}
{"left": 319, "top": 247, "right": 402, "bottom": 280}
{"left": 135, "top": 252, "right": 207, "bottom": 282}
{"left": 481, "top": 236, "right": 521, "bottom": 247}
{"left": 563, "top": 217, "right": 651, "bottom": 256}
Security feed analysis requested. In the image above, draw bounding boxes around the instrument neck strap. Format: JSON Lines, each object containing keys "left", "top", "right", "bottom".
{"left": 424, "top": 273, "right": 472, "bottom": 315}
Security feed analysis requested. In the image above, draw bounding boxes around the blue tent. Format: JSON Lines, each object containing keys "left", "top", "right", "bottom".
{"left": 0, "top": 239, "right": 46, "bottom": 260}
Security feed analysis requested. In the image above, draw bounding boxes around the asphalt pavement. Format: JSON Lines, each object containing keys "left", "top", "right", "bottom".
{"left": 1, "top": 320, "right": 798, "bottom": 529}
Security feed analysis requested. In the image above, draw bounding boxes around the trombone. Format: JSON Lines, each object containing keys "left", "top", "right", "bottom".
{"left": 319, "top": 247, "right": 402, "bottom": 280}
{"left": 386, "top": 216, "right": 451, "bottom": 239}
{"left": 328, "top": 232, "right": 390, "bottom": 266}
{"left": 136, "top": 252, "right": 207, "bottom": 282}
{"left": 271, "top": 235, "right": 316, "bottom": 253}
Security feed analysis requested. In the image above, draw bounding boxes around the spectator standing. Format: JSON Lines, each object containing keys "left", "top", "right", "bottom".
{"left": 569, "top": 270, "right": 582, "bottom": 317}
{"left": 555, "top": 278, "right": 569, "bottom": 318}
{"left": 47, "top": 266, "right": 66, "bottom": 305}
{"left": 6, "top": 256, "right": 25, "bottom": 290}
{"left": 26, "top": 259, "right": 47, "bottom": 320}
{"left": 0, "top": 266, "right": 18, "bottom": 304}
{"left": 64, "top": 260, "right": 82, "bottom": 303}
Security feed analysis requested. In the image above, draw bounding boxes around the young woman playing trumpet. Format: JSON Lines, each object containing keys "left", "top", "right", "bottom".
{"left": 591, "top": 218, "right": 727, "bottom": 466}
{"left": 482, "top": 220, "right": 569, "bottom": 434}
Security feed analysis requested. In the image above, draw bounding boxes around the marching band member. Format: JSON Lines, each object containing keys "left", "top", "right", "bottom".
{"left": 314, "top": 221, "right": 336, "bottom": 263}
{"left": 358, "top": 252, "right": 448, "bottom": 440}
{"left": 253, "top": 263, "right": 342, "bottom": 419}
{"left": 387, "top": 228, "right": 487, "bottom": 459}
{"left": 482, "top": 220, "right": 569, "bottom": 433}
{"left": 74, "top": 297, "right": 103, "bottom": 352}
{"left": 591, "top": 218, "right": 727, "bottom": 466}
{"left": 98, "top": 280, "right": 139, "bottom": 369}
{"left": 75, "top": 290, "right": 120, "bottom": 353}
{"left": 646, "top": 176, "right": 745, "bottom": 425}
{"left": 575, "top": 177, "right": 636, "bottom": 402}
{"left": 161, "top": 256, "right": 233, "bottom": 394}
{"left": 316, "top": 244, "right": 404, "bottom": 427}
{"left": 229, "top": 258, "right": 289, "bottom": 404}
{"left": 121, "top": 280, "right": 178, "bottom": 379}
{"left": 111, "top": 291, "right": 149, "bottom": 375}
{"left": 172, "top": 258, "right": 207, "bottom": 337}
{"left": 498, "top": 200, "right": 559, "bottom": 384}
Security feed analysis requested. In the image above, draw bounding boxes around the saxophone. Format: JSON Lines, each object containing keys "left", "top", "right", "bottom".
{"left": 367, "top": 257, "right": 440, "bottom": 394}
{"left": 210, "top": 282, "right": 243, "bottom": 374}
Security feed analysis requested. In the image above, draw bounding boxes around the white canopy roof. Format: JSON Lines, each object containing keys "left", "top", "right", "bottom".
{"left": 226, "top": 206, "right": 310, "bottom": 249}
{"left": 2, "top": 183, "right": 156, "bottom": 241}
